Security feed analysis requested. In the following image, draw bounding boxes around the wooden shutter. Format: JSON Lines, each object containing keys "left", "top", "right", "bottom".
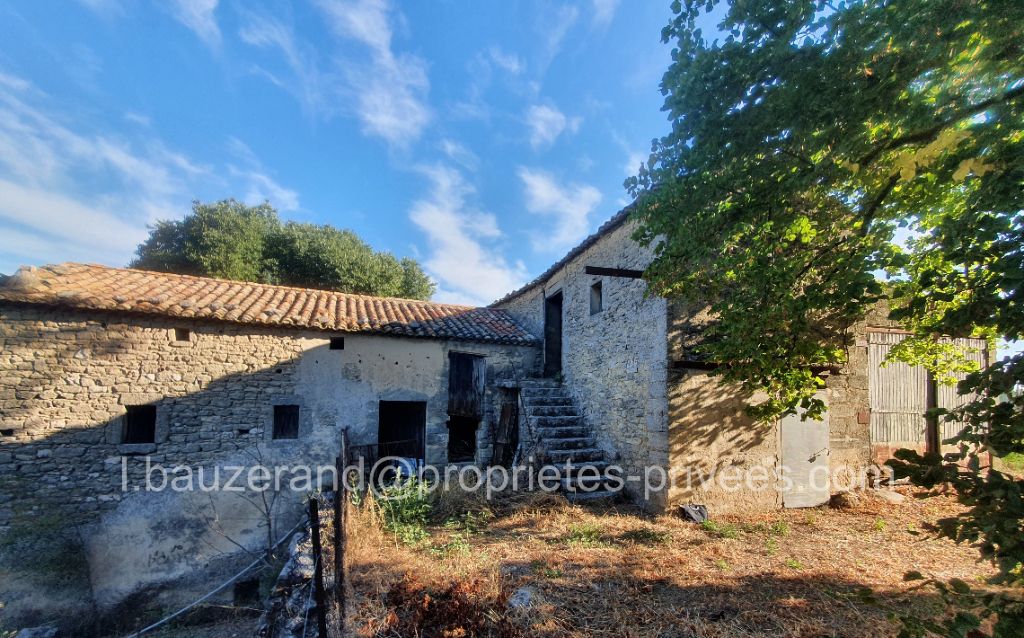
{"left": 448, "top": 352, "right": 486, "bottom": 417}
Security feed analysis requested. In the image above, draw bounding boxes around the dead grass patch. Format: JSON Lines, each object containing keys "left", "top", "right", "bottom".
{"left": 343, "top": 488, "right": 1001, "bottom": 637}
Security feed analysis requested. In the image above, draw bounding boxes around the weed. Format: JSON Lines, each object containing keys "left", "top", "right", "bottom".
{"left": 804, "top": 513, "right": 819, "bottom": 526}
{"left": 566, "top": 523, "right": 608, "bottom": 547}
{"left": 714, "top": 559, "right": 730, "bottom": 570}
{"left": 785, "top": 558, "right": 804, "bottom": 570}
{"left": 531, "top": 561, "right": 564, "bottom": 578}
{"left": 378, "top": 478, "right": 433, "bottom": 545}
{"left": 872, "top": 518, "right": 888, "bottom": 532}
{"left": 618, "top": 527, "right": 670, "bottom": 545}
{"left": 1000, "top": 452, "right": 1024, "bottom": 473}
{"left": 700, "top": 520, "right": 740, "bottom": 539}
{"left": 765, "top": 537, "right": 780, "bottom": 556}
{"left": 430, "top": 533, "right": 471, "bottom": 558}
{"left": 769, "top": 520, "right": 790, "bottom": 536}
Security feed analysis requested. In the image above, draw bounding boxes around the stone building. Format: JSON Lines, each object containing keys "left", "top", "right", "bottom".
{"left": 0, "top": 207, "right": 986, "bottom": 627}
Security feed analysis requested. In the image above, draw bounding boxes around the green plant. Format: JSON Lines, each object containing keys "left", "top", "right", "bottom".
{"left": 714, "top": 559, "right": 730, "bottom": 571}
{"left": 769, "top": 521, "right": 790, "bottom": 537}
{"left": 565, "top": 523, "right": 608, "bottom": 547}
{"left": 785, "top": 558, "right": 804, "bottom": 570}
{"left": 618, "top": 527, "right": 671, "bottom": 545}
{"left": 700, "top": 520, "right": 740, "bottom": 539}
{"left": 378, "top": 478, "right": 434, "bottom": 545}
{"left": 873, "top": 518, "right": 888, "bottom": 532}
{"left": 430, "top": 533, "right": 471, "bottom": 558}
{"left": 765, "top": 537, "right": 780, "bottom": 556}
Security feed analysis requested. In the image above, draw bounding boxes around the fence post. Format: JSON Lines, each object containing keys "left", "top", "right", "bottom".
{"left": 334, "top": 428, "right": 348, "bottom": 626}
{"left": 308, "top": 498, "right": 329, "bottom": 638}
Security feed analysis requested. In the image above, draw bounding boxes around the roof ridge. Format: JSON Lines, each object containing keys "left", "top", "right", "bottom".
{"left": 31, "top": 262, "right": 478, "bottom": 309}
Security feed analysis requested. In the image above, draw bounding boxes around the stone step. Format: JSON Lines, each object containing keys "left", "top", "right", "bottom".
{"left": 546, "top": 447, "right": 606, "bottom": 464}
{"left": 520, "top": 378, "right": 561, "bottom": 388}
{"left": 544, "top": 436, "right": 594, "bottom": 450}
{"left": 534, "top": 425, "right": 589, "bottom": 439}
{"left": 565, "top": 489, "right": 619, "bottom": 504}
{"left": 534, "top": 415, "right": 582, "bottom": 428}
{"left": 522, "top": 396, "right": 573, "bottom": 406}
{"left": 528, "top": 405, "right": 579, "bottom": 417}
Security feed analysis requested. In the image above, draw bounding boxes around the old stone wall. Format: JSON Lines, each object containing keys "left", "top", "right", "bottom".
{"left": 0, "top": 303, "right": 536, "bottom": 626}
{"left": 496, "top": 220, "right": 670, "bottom": 509}
{"left": 665, "top": 301, "right": 886, "bottom": 514}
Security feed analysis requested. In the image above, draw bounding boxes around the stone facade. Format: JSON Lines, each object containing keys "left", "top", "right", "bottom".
{"left": 0, "top": 303, "right": 537, "bottom": 625}
{"left": 495, "top": 218, "right": 670, "bottom": 509}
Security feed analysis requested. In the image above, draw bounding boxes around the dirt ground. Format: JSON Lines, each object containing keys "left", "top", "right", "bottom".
{"left": 344, "top": 487, "right": 1000, "bottom": 638}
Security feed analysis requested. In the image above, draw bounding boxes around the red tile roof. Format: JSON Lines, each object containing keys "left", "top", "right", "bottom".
{"left": 0, "top": 263, "right": 538, "bottom": 345}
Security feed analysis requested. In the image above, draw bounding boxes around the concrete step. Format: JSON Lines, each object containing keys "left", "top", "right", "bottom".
{"left": 529, "top": 405, "right": 579, "bottom": 417}
{"left": 547, "top": 447, "right": 606, "bottom": 464}
{"left": 520, "top": 387, "right": 567, "bottom": 399}
{"left": 544, "top": 436, "right": 594, "bottom": 450}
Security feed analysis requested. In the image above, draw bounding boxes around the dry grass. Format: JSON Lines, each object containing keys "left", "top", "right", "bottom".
{"left": 342, "top": 487, "right": 999, "bottom": 637}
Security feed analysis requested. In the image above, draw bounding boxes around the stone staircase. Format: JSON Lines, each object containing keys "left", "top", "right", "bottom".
{"left": 519, "top": 377, "right": 617, "bottom": 502}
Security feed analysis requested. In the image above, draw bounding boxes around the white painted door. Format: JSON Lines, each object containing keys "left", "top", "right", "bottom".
{"left": 781, "top": 405, "right": 830, "bottom": 508}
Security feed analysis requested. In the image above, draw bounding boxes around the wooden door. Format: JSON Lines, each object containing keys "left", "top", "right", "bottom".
{"left": 543, "top": 292, "right": 563, "bottom": 378}
{"left": 448, "top": 352, "right": 486, "bottom": 418}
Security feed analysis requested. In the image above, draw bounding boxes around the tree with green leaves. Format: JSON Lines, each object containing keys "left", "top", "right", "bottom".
{"left": 132, "top": 200, "right": 435, "bottom": 300}
{"left": 629, "top": 0, "right": 1022, "bottom": 632}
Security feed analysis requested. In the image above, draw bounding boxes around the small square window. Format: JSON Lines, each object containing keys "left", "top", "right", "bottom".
{"left": 273, "top": 405, "right": 300, "bottom": 440}
{"left": 590, "top": 281, "right": 603, "bottom": 315}
{"left": 124, "top": 405, "right": 157, "bottom": 444}
{"left": 329, "top": 337, "right": 345, "bottom": 350}
{"left": 173, "top": 328, "right": 190, "bottom": 342}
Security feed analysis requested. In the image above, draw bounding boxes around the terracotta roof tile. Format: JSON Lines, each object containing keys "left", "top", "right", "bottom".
{"left": 0, "top": 263, "right": 539, "bottom": 346}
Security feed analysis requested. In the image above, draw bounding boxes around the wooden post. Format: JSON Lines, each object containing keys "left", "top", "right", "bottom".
{"left": 333, "top": 427, "right": 348, "bottom": 627}
{"left": 308, "top": 498, "right": 329, "bottom": 638}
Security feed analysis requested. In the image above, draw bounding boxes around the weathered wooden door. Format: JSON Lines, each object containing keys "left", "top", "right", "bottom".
{"left": 781, "top": 403, "right": 830, "bottom": 508}
{"left": 543, "top": 292, "right": 563, "bottom": 378}
{"left": 448, "top": 352, "right": 486, "bottom": 417}
{"left": 869, "top": 332, "right": 930, "bottom": 453}
{"left": 936, "top": 337, "right": 988, "bottom": 445}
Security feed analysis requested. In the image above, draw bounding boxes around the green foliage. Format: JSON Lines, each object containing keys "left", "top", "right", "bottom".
{"left": 378, "top": 479, "right": 434, "bottom": 545}
{"left": 784, "top": 558, "right": 804, "bottom": 570}
{"left": 618, "top": 527, "right": 671, "bottom": 545}
{"left": 630, "top": 0, "right": 1024, "bottom": 613}
{"left": 700, "top": 519, "right": 740, "bottom": 539}
{"left": 565, "top": 522, "right": 609, "bottom": 547}
{"left": 132, "top": 199, "right": 435, "bottom": 300}
{"left": 893, "top": 573, "right": 1024, "bottom": 638}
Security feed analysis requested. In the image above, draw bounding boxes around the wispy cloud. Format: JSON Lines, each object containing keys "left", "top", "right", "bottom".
{"left": 487, "top": 46, "right": 523, "bottom": 75}
{"left": 76, "top": 0, "right": 124, "bottom": 19}
{"left": 167, "top": 0, "right": 221, "bottom": 48}
{"left": 239, "top": 1, "right": 431, "bottom": 148}
{"left": 526, "top": 104, "right": 580, "bottom": 149}
{"left": 409, "top": 165, "right": 527, "bottom": 306}
{"left": 537, "top": 4, "right": 579, "bottom": 70}
{"left": 0, "top": 72, "right": 299, "bottom": 274}
{"left": 517, "top": 167, "right": 602, "bottom": 253}
{"left": 226, "top": 138, "right": 300, "bottom": 211}
{"left": 315, "top": 0, "right": 431, "bottom": 147}
{"left": 439, "top": 138, "right": 480, "bottom": 171}
{"left": 590, "top": 0, "right": 620, "bottom": 28}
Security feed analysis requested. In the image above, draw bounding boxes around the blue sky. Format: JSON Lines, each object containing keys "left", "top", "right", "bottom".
{"left": 0, "top": 0, "right": 686, "bottom": 306}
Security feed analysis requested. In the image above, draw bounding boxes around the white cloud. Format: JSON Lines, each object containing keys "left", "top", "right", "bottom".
{"left": 517, "top": 167, "right": 602, "bottom": 253}
{"left": 0, "top": 72, "right": 299, "bottom": 274}
{"left": 526, "top": 104, "right": 580, "bottom": 149}
{"left": 167, "top": 0, "right": 221, "bottom": 48}
{"left": 487, "top": 47, "right": 523, "bottom": 75}
{"left": 439, "top": 138, "right": 479, "bottom": 171}
{"left": 624, "top": 150, "right": 646, "bottom": 177}
{"left": 226, "top": 138, "right": 300, "bottom": 211}
{"left": 538, "top": 5, "right": 579, "bottom": 70}
{"left": 591, "top": 0, "right": 620, "bottom": 28}
{"left": 240, "top": 1, "right": 431, "bottom": 148}
{"left": 409, "top": 165, "right": 527, "bottom": 306}
{"left": 76, "top": 0, "right": 123, "bottom": 19}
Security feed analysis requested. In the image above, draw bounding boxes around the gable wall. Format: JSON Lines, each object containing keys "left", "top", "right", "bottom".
{"left": 495, "top": 220, "right": 670, "bottom": 509}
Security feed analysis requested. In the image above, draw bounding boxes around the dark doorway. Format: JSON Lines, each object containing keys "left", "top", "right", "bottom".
{"left": 447, "top": 416, "right": 478, "bottom": 462}
{"left": 378, "top": 400, "right": 426, "bottom": 460}
{"left": 448, "top": 352, "right": 486, "bottom": 417}
{"left": 543, "top": 292, "right": 563, "bottom": 377}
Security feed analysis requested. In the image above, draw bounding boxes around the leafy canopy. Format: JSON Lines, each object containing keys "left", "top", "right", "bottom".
{"left": 630, "top": 0, "right": 1023, "bottom": 587}
{"left": 132, "top": 200, "right": 435, "bottom": 300}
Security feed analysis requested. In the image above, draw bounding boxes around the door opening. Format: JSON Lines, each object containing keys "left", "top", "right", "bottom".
{"left": 378, "top": 400, "right": 426, "bottom": 461}
{"left": 543, "top": 292, "right": 563, "bottom": 378}
{"left": 447, "top": 416, "right": 478, "bottom": 462}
